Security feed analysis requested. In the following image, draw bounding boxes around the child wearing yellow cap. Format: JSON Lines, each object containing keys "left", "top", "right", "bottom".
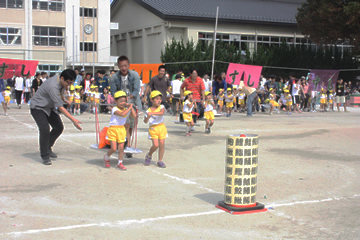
{"left": 1, "top": 86, "right": 10, "bottom": 115}
{"left": 67, "top": 85, "right": 75, "bottom": 112}
{"left": 182, "top": 90, "right": 195, "bottom": 136}
{"left": 104, "top": 90, "right": 136, "bottom": 170}
{"left": 269, "top": 88, "right": 279, "bottom": 115}
{"left": 319, "top": 88, "right": 327, "bottom": 112}
{"left": 74, "top": 85, "right": 82, "bottom": 115}
{"left": 144, "top": 90, "right": 168, "bottom": 168}
{"left": 225, "top": 88, "right": 234, "bottom": 117}
{"left": 217, "top": 88, "right": 224, "bottom": 114}
{"left": 237, "top": 88, "right": 246, "bottom": 113}
{"left": 284, "top": 89, "right": 292, "bottom": 115}
{"left": 4, "top": 86, "right": 11, "bottom": 105}
{"left": 203, "top": 91, "right": 215, "bottom": 134}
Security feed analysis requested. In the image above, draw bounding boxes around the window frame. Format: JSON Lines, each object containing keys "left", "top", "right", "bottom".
{"left": 0, "top": 27, "right": 22, "bottom": 45}
{"left": 33, "top": 26, "right": 65, "bottom": 47}
{"left": 32, "top": 0, "right": 65, "bottom": 12}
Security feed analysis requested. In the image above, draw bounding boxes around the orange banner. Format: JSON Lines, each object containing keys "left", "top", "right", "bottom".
{"left": 130, "top": 63, "right": 161, "bottom": 84}
{"left": 0, "top": 58, "right": 39, "bottom": 79}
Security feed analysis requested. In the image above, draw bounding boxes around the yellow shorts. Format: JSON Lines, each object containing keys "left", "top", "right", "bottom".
{"left": 218, "top": 100, "right": 224, "bottom": 106}
{"left": 286, "top": 101, "right": 292, "bottom": 106}
{"left": 4, "top": 96, "right": 10, "bottom": 103}
{"left": 90, "top": 97, "right": 94, "bottom": 102}
{"left": 95, "top": 99, "right": 99, "bottom": 104}
{"left": 107, "top": 125, "right": 126, "bottom": 143}
{"left": 226, "top": 102, "right": 233, "bottom": 108}
{"left": 270, "top": 100, "right": 279, "bottom": 107}
{"left": 68, "top": 97, "right": 74, "bottom": 102}
{"left": 233, "top": 98, "right": 236, "bottom": 104}
{"left": 204, "top": 111, "right": 214, "bottom": 120}
{"left": 74, "top": 99, "right": 81, "bottom": 104}
{"left": 149, "top": 123, "right": 168, "bottom": 140}
{"left": 238, "top": 99, "right": 245, "bottom": 105}
{"left": 183, "top": 112, "right": 193, "bottom": 122}
{"left": 320, "top": 99, "right": 326, "bottom": 104}
{"left": 329, "top": 100, "right": 333, "bottom": 104}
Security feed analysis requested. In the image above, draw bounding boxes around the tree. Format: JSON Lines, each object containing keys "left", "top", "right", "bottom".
{"left": 296, "top": 0, "right": 360, "bottom": 52}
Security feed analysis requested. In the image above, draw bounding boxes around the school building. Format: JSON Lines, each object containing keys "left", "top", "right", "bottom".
{"left": 0, "top": 0, "right": 116, "bottom": 76}
{"left": 110, "top": 0, "right": 352, "bottom": 65}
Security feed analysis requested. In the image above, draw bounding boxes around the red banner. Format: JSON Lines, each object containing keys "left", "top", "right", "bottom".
{"left": 225, "top": 63, "right": 263, "bottom": 88}
{"left": 0, "top": 58, "right": 39, "bottom": 79}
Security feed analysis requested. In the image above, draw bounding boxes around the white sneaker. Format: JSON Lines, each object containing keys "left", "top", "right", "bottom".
{"left": 5, "top": 113, "right": 8, "bottom": 116}
{"left": 190, "top": 126, "right": 195, "bottom": 132}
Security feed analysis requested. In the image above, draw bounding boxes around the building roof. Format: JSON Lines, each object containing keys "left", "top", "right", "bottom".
{"left": 128, "top": 0, "right": 305, "bottom": 25}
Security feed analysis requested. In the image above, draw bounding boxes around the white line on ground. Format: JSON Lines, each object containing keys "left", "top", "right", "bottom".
{"left": 8, "top": 115, "right": 36, "bottom": 129}
{"left": 149, "top": 169, "right": 221, "bottom": 193}
{"left": 3, "top": 194, "right": 360, "bottom": 236}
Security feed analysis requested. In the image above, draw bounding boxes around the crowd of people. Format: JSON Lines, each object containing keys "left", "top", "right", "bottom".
{"left": 1, "top": 57, "right": 358, "bottom": 168}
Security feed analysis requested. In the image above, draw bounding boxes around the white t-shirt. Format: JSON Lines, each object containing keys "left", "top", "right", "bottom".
{"left": 14, "top": 77, "right": 24, "bottom": 91}
{"left": 292, "top": 84, "right": 299, "bottom": 96}
{"left": 225, "top": 94, "right": 234, "bottom": 103}
{"left": 24, "top": 78, "right": 32, "bottom": 92}
{"left": 171, "top": 79, "right": 182, "bottom": 95}
{"left": 204, "top": 100, "right": 214, "bottom": 112}
{"left": 203, "top": 79, "right": 212, "bottom": 92}
{"left": 183, "top": 100, "right": 194, "bottom": 113}
{"left": 145, "top": 105, "right": 165, "bottom": 126}
{"left": 109, "top": 107, "right": 130, "bottom": 126}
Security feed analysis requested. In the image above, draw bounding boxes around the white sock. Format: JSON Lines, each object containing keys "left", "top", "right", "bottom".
{"left": 118, "top": 160, "right": 123, "bottom": 165}
{"left": 104, "top": 154, "right": 109, "bottom": 160}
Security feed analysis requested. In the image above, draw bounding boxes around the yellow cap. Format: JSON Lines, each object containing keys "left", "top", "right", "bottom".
{"left": 69, "top": 85, "right": 75, "bottom": 91}
{"left": 329, "top": 90, "right": 333, "bottom": 92}
{"left": 205, "top": 91, "right": 211, "bottom": 96}
{"left": 108, "top": 86, "right": 110, "bottom": 89}
{"left": 227, "top": 88, "right": 232, "bottom": 91}
{"left": 6, "top": 86, "right": 10, "bottom": 89}
{"left": 233, "top": 86, "right": 237, "bottom": 89}
{"left": 284, "top": 89, "right": 289, "bottom": 93}
{"left": 269, "top": 88, "right": 273, "bottom": 91}
{"left": 184, "top": 90, "right": 192, "bottom": 97}
{"left": 114, "top": 91, "right": 127, "bottom": 98}
{"left": 90, "top": 85, "right": 95, "bottom": 89}
{"left": 75, "top": 85, "right": 82, "bottom": 90}
{"left": 150, "top": 90, "right": 162, "bottom": 99}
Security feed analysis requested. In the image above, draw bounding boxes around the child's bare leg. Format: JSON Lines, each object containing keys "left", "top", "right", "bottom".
{"left": 205, "top": 120, "right": 209, "bottom": 129}
{"left": 117, "top": 142, "right": 125, "bottom": 160}
{"left": 210, "top": 120, "right": 214, "bottom": 127}
{"left": 106, "top": 141, "right": 117, "bottom": 157}
{"left": 149, "top": 139, "right": 159, "bottom": 156}
{"left": 158, "top": 139, "right": 165, "bottom": 162}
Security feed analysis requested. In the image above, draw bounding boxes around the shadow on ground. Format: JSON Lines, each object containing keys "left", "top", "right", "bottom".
{"left": 194, "top": 192, "right": 224, "bottom": 205}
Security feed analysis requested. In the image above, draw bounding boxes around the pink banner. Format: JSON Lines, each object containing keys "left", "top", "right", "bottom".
{"left": 226, "top": 63, "right": 262, "bottom": 88}
{"left": 0, "top": 58, "right": 39, "bottom": 79}
{"left": 308, "top": 69, "right": 339, "bottom": 92}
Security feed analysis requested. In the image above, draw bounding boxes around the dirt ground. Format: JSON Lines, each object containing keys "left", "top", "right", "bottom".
{"left": 0, "top": 105, "right": 359, "bottom": 239}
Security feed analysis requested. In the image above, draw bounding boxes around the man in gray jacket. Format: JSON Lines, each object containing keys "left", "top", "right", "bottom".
{"left": 110, "top": 55, "right": 142, "bottom": 157}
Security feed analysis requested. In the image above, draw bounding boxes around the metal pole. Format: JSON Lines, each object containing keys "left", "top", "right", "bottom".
{"left": 92, "top": 7, "right": 95, "bottom": 76}
{"left": 72, "top": 5, "right": 75, "bottom": 70}
{"left": 76, "top": 35, "right": 78, "bottom": 64}
{"left": 82, "top": 7, "right": 85, "bottom": 71}
{"left": 211, "top": 6, "right": 219, "bottom": 81}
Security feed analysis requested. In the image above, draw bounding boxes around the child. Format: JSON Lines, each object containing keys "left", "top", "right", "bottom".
{"left": 67, "top": 84, "right": 75, "bottom": 112}
{"left": 183, "top": 90, "right": 195, "bottom": 136}
{"left": 74, "top": 85, "right": 82, "bottom": 115}
{"left": 237, "top": 88, "right": 246, "bottom": 113}
{"left": 269, "top": 88, "right": 280, "bottom": 115}
{"left": 143, "top": 90, "right": 168, "bottom": 168}
{"left": 225, "top": 88, "right": 234, "bottom": 117}
{"left": 217, "top": 88, "right": 224, "bottom": 114}
{"left": 4, "top": 86, "right": 11, "bottom": 108}
{"left": 203, "top": 91, "right": 215, "bottom": 134}
{"left": 93, "top": 86, "right": 100, "bottom": 113}
{"left": 319, "top": 88, "right": 327, "bottom": 112}
{"left": 104, "top": 90, "right": 136, "bottom": 170}
{"left": 89, "top": 85, "right": 95, "bottom": 113}
{"left": 284, "top": 89, "right": 292, "bottom": 115}
{"left": 328, "top": 90, "right": 335, "bottom": 112}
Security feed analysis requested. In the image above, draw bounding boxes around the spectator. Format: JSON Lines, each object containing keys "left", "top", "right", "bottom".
{"left": 100, "top": 87, "right": 109, "bottom": 113}
{"left": 96, "top": 69, "right": 109, "bottom": 93}
{"left": 144, "top": 65, "right": 171, "bottom": 109}
{"left": 335, "top": 79, "right": 348, "bottom": 112}
{"left": 32, "top": 72, "right": 43, "bottom": 94}
{"left": 239, "top": 80, "right": 257, "bottom": 117}
{"left": 203, "top": 74, "right": 212, "bottom": 93}
{"left": 276, "top": 77, "right": 285, "bottom": 100}
{"left": 41, "top": 72, "right": 48, "bottom": 82}
{"left": 171, "top": 69, "right": 183, "bottom": 81}
{"left": 14, "top": 74, "right": 24, "bottom": 108}
{"left": 74, "top": 68, "right": 82, "bottom": 86}
{"left": 212, "top": 74, "right": 227, "bottom": 100}
{"left": 0, "top": 78, "right": 7, "bottom": 115}
{"left": 81, "top": 73, "right": 92, "bottom": 94}
{"left": 300, "top": 76, "right": 310, "bottom": 111}
{"left": 171, "top": 74, "right": 182, "bottom": 115}
{"left": 180, "top": 68, "right": 205, "bottom": 119}
{"left": 292, "top": 78, "right": 302, "bottom": 113}
{"left": 24, "top": 75, "right": 32, "bottom": 104}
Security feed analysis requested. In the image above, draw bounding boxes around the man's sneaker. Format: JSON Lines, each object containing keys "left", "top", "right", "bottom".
{"left": 144, "top": 153, "right": 152, "bottom": 166}
{"left": 157, "top": 161, "right": 166, "bottom": 168}
{"left": 117, "top": 163, "right": 127, "bottom": 171}
{"left": 104, "top": 154, "right": 110, "bottom": 168}
{"left": 205, "top": 129, "right": 210, "bottom": 134}
{"left": 49, "top": 150, "right": 57, "bottom": 158}
{"left": 125, "top": 153, "right": 133, "bottom": 158}
{"left": 42, "top": 159, "right": 52, "bottom": 165}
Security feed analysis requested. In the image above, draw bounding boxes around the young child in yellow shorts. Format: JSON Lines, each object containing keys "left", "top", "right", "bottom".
{"left": 104, "top": 90, "right": 136, "bottom": 170}
{"left": 225, "top": 88, "right": 234, "bottom": 117}
{"left": 4, "top": 86, "right": 11, "bottom": 104}
{"left": 269, "top": 88, "right": 279, "bottom": 115}
{"left": 144, "top": 90, "right": 168, "bottom": 168}
{"left": 74, "top": 85, "right": 82, "bottom": 115}
{"left": 203, "top": 91, "right": 215, "bottom": 134}
{"left": 319, "top": 88, "right": 327, "bottom": 112}
{"left": 182, "top": 90, "right": 195, "bottom": 136}
{"left": 284, "top": 89, "right": 292, "bottom": 115}
{"left": 217, "top": 88, "right": 224, "bottom": 114}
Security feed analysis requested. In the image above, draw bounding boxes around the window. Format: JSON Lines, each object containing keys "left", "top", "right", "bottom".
{"left": 80, "top": 42, "right": 97, "bottom": 51}
{"left": 79, "top": 7, "right": 97, "bottom": 17}
{"left": 32, "top": 0, "right": 65, "bottom": 11}
{"left": 0, "top": 27, "right": 21, "bottom": 45}
{"left": 37, "top": 64, "right": 62, "bottom": 77}
{"left": 0, "top": 0, "right": 23, "bottom": 8}
{"left": 33, "top": 26, "right": 65, "bottom": 46}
